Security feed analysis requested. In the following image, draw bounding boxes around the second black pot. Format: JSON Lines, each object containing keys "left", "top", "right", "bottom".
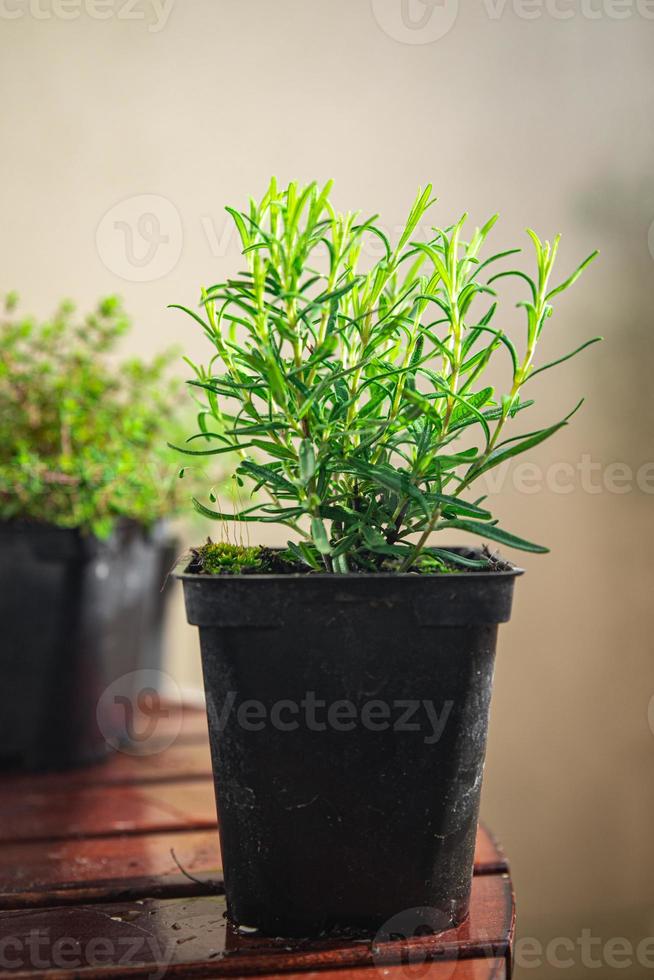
{"left": 180, "top": 552, "right": 521, "bottom": 938}
{"left": 0, "top": 520, "right": 177, "bottom": 771}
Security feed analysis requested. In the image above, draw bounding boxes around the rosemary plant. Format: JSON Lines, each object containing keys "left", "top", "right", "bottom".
{"left": 173, "top": 180, "right": 599, "bottom": 573}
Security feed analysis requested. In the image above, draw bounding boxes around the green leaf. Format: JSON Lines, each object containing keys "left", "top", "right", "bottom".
{"left": 487, "top": 269, "right": 537, "bottom": 304}
{"left": 348, "top": 461, "right": 432, "bottom": 520}
{"left": 438, "top": 519, "right": 548, "bottom": 553}
{"left": 451, "top": 387, "right": 494, "bottom": 424}
{"left": 525, "top": 337, "right": 602, "bottom": 382}
{"left": 251, "top": 439, "right": 296, "bottom": 460}
{"left": 299, "top": 439, "right": 316, "bottom": 482}
{"left": 362, "top": 525, "right": 387, "bottom": 548}
{"left": 333, "top": 552, "right": 350, "bottom": 574}
{"left": 168, "top": 440, "right": 249, "bottom": 457}
{"left": 237, "top": 460, "right": 297, "bottom": 493}
{"left": 468, "top": 400, "right": 583, "bottom": 478}
{"left": 466, "top": 248, "right": 522, "bottom": 282}
{"left": 546, "top": 250, "right": 599, "bottom": 300}
{"left": 471, "top": 324, "right": 520, "bottom": 379}
{"left": 311, "top": 517, "right": 332, "bottom": 554}
{"left": 168, "top": 304, "right": 212, "bottom": 334}
{"left": 426, "top": 493, "right": 492, "bottom": 520}
{"left": 225, "top": 207, "right": 251, "bottom": 251}
{"left": 426, "top": 547, "right": 492, "bottom": 569}
{"left": 192, "top": 498, "right": 242, "bottom": 521}
{"left": 285, "top": 540, "right": 321, "bottom": 570}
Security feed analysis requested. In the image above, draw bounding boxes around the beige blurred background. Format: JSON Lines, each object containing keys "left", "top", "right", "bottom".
{"left": 1, "top": 1, "right": 653, "bottom": 975}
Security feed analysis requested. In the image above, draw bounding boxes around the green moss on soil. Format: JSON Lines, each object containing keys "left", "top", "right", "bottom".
{"left": 189, "top": 541, "right": 265, "bottom": 575}
{"left": 186, "top": 540, "right": 473, "bottom": 576}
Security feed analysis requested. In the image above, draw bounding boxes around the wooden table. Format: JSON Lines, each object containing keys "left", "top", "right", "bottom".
{"left": 0, "top": 705, "right": 514, "bottom": 979}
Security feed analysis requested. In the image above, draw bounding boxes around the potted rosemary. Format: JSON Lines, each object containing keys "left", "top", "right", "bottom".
{"left": 0, "top": 295, "right": 180, "bottom": 770}
{"left": 173, "top": 180, "right": 599, "bottom": 937}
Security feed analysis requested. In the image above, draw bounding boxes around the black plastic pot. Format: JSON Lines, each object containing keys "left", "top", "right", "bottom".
{"left": 180, "top": 551, "right": 522, "bottom": 937}
{"left": 0, "top": 520, "right": 177, "bottom": 771}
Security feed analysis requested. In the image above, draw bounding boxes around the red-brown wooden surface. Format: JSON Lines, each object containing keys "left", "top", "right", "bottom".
{"left": 0, "top": 705, "right": 514, "bottom": 979}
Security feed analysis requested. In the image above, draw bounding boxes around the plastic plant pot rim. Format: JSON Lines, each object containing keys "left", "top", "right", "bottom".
{"left": 176, "top": 545, "right": 525, "bottom": 582}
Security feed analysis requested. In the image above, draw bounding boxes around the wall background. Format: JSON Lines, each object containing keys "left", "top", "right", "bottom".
{"left": 1, "top": 2, "right": 653, "bottom": 976}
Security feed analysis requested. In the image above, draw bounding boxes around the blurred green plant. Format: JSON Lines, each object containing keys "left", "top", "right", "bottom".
{"left": 172, "top": 180, "right": 599, "bottom": 573}
{"left": 0, "top": 294, "right": 182, "bottom": 538}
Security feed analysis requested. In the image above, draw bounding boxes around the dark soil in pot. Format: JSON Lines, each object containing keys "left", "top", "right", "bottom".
{"left": 179, "top": 548, "right": 522, "bottom": 938}
{"left": 0, "top": 520, "right": 176, "bottom": 771}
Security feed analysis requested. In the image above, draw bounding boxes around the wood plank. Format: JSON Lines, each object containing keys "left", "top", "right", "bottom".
{"left": 0, "top": 873, "right": 512, "bottom": 978}
{"left": 0, "top": 830, "right": 222, "bottom": 909}
{"left": 0, "top": 770, "right": 506, "bottom": 873}
{"left": 0, "top": 781, "right": 218, "bottom": 843}
{"left": 0, "top": 822, "right": 506, "bottom": 909}
{"left": 472, "top": 825, "right": 508, "bottom": 876}
{"left": 255, "top": 962, "right": 506, "bottom": 980}
{"left": 0, "top": 743, "right": 213, "bottom": 791}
